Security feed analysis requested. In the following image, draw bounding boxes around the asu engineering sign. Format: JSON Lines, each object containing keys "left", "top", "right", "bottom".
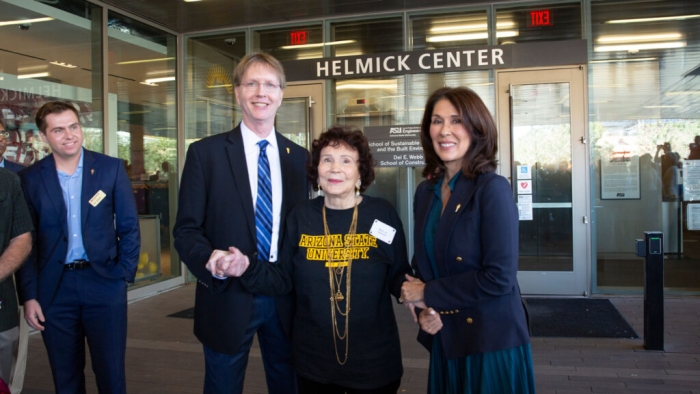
{"left": 364, "top": 125, "right": 425, "bottom": 168}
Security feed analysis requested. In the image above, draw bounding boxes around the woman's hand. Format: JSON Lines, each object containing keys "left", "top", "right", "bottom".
{"left": 401, "top": 274, "right": 426, "bottom": 308}
{"left": 419, "top": 308, "right": 443, "bottom": 335}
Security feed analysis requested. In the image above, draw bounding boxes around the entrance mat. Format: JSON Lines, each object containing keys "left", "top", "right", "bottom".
{"left": 524, "top": 298, "right": 638, "bottom": 338}
{"left": 168, "top": 307, "right": 195, "bottom": 319}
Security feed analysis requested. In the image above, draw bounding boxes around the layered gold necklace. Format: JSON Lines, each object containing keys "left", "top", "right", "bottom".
{"left": 322, "top": 201, "right": 358, "bottom": 365}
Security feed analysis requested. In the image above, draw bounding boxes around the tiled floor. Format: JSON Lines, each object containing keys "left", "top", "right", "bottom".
{"left": 22, "top": 285, "right": 700, "bottom": 393}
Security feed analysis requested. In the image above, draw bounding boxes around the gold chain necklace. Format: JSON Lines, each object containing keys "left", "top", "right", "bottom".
{"left": 323, "top": 200, "right": 358, "bottom": 365}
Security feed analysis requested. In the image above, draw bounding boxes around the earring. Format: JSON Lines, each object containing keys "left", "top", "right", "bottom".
{"left": 318, "top": 183, "right": 324, "bottom": 196}
{"left": 355, "top": 181, "right": 361, "bottom": 196}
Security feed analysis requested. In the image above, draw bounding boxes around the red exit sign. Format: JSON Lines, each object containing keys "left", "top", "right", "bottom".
{"left": 290, "top": 30, "right": 308, "bottom": 45}
{"left": 528, "top": 9, "right": 553, "bottom": 27}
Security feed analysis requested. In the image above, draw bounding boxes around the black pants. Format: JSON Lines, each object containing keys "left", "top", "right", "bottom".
{"left": 297, "top": 376, "right": 401, "bottom": 394}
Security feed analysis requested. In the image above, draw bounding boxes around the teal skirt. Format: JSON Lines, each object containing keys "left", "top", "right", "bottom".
{"left": 428, "top": 334, "right": 536, "bottom": 394}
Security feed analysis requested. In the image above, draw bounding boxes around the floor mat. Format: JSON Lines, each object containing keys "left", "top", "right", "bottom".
{"left": 524, "top": 298, "right": 638, "bottom": 338}
{"left": 168, "top": 307, "right": 195, "bottom": 319}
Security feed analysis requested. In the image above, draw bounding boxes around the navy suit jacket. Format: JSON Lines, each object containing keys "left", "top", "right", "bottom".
{"left": 16, "top": 150, "right": 140, "bottom": 306}
{"left": 2, "top": 158, "right": 25, "bottom": 173}
{"left": 412, "top": 171, "right": 530, "bottom": 359}
{"left": 173, "top": 125, "right": 309, "bottom": 355}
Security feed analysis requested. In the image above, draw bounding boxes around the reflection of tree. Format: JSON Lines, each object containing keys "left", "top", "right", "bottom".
{"left": 116, "top": 134, "right": 176, "bottom": 176}
{"left": 513, "top": 124, "right": 571, "bottom": 166}
{"left": 592, "top": 119, "right": 700, "bottom": 161}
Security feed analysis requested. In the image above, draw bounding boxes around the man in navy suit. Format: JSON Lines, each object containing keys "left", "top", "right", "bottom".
{"left": 174, "top": 52, "right": 308, "bottom": 393}
{"left": 17, "top": 101, "right": 140, "bottom": 394}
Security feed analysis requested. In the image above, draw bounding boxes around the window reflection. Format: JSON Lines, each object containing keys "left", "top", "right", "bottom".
{"left": 108, "top": 11, "right": 179, "bottom": 286}
{"left": 0, "top": 0, "right": 103, "bottom": 164}
{"left": 591, "top": 0, "right": 700, "bottom": 291}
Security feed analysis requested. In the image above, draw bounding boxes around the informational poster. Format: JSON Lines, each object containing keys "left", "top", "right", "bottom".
{"left": 518, "top": 194, "right": 533, "bottom": 221}
{"left": 363, "top": 125, "right": 424, "bottom": 167}
{"left": 600, "top": 155, "right": 640, "bottom": 199}
{"left": 517, "top": 165, "right": 531, "bottom": 180}
{"left": 683, "top": 160, "right": 700, "bottom": 201}
{"left": 687, "top": 203, "right": 700, "bottom": 230}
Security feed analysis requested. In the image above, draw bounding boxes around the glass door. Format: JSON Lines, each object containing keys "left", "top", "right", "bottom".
{"left": 278, "top": 81, "right": 326, "bottom": 149}
{"left": 496, "top": 67, "right": 589, "bottom": 295}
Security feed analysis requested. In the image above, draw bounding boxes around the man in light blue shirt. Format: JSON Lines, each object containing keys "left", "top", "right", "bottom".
{"left": 17, "top": 101, "right": 140, "bottom": 394}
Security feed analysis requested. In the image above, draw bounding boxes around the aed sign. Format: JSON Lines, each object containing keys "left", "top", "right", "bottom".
{"left": 529, "top": 9, "right": 553, "bottom": 27}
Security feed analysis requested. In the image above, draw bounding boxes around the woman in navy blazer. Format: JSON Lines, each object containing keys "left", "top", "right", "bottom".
{"left": 401, "top": 87, "right": 535, "bottom": 393}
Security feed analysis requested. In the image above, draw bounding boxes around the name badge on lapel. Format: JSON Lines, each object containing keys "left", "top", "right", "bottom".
{"left": 89, "top": 190, "right": 106, "bottom": 207}
{"left": 369, "top": 219, "right": 396, "bottom": 245}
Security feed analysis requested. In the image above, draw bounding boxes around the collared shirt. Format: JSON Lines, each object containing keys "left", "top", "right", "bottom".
{"left": 58, "top": 149, "right": 88, "bottom": 263}
{"left": 0, "top": 157, "right": 5, "bottom": 168}
{"left": 240, "top": 122, "right": 283, "bottom": 262}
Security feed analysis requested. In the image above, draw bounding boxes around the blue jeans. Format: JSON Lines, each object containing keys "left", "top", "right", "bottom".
{"left": 203, "top": 295, "right": 296, "bottom": 394}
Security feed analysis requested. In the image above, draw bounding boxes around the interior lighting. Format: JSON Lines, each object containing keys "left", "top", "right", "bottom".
{"left": 0, "top": 17, "right": 53, "bottom": 27}
{"left": 144, "top": 77, "right": 175, "bottom": 84}
{"left": 606, "top": 14, "right": 700, "bottom": 24}
{"left": 590, "top": 57, "right": 657, "bottom": 63}
{"left": 427, "top": 30, "right": 518, "bottom": 43}
{"left": 117, "top": 57, "right": 175, "bottom": 65}
{"left": 594, "top": 41, "right": 686, "bottom": 52}
{"left": 18, "top": 72, "right": 49, "bottom": 79}
{"left": 597, "top": 33, "right": 682, "bottom": 43}
{"left": 280, "top": 40, "right": 355, "bottom": 50}
{"left": 49, "top": 61, "right": 78, "bottom": 68}
{"left": 428, "top": 21, "right": 515, "bottom": 34}
{"left": 140, "top": 82, "right": 158, "bottom": 86}
{"left": 184, "top": 0, "right": 202, "bottom": 2}
{"left": 336, "top": 80, "right": 397, "bottom": 90}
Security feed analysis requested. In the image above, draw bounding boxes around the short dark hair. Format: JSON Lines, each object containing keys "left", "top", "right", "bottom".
{"left": 307, "top": 126, "right": 375, "bottom": 193}
{"left": 35, "top": 101, "right": 80, "bottom": 134}
{"left": 420, "top": 87, "right": 498, "bottom": 180}
{"left": 233, "top": 52, "right": 286, "bottom": 89}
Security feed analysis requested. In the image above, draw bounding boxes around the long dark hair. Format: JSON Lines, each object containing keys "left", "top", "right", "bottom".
{"left": 420, "top": 87, "right": 498, "bottom": 181}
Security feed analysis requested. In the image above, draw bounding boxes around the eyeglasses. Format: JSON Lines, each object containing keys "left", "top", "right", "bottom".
{"left": 238, "top": 81, "right": 281, "bottom": 92}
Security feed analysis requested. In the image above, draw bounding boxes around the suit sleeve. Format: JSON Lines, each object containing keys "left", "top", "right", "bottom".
{"left": 173, "top": 144, "right": 219, "bottom": 288}
{"left": 387, "top": 206, "right": 410, "bottom": 301}
{"left": 114, "top": 161, "right": 141, "bottom": 282}
{"left": 424, "top": 176, "right": 520, "bottom": 310}
{"left": 238, "top": 210, "right": 295, "bottom": 296}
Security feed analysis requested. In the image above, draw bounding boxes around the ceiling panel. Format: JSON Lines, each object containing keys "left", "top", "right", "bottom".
{"left": 100, "top": 0, "right": 503, "bottom": 33}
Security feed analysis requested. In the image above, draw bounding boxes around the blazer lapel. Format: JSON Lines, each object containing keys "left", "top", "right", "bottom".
{"left": 41, "top": 155, "right": 68, "bottom": 236}
{"left": 225, "top": 127, "right": 256, "bottom": 240}
{"left": 414, "top": 183, "right": 436, "bottom": 281}
{"left": 81, "top": 150, "right": 99, "bottom": 228}
{"left": 433, "top": 174, "right": 478, "bottom": 274}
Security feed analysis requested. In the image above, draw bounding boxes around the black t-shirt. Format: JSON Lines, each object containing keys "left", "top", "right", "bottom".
{"left": 284, "top": 196, "right": 410, "bottom": 389}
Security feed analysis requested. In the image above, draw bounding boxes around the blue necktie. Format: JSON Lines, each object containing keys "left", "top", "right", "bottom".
{"left": 256, "top": 140, "right": 273, "bottom": 261}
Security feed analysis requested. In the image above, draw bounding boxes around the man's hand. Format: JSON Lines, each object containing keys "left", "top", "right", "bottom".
{"left": 418, "top": 308, "right": 443, "bottom": 335}
{"left": 24, "top": 299, "right": 45, "bottom": 331}
{"left": 206, "top": 249, "right": 233, "bottom": 277}
{"left": 401, "top": 274, "right": 426, "bottom": 306}
{"left": 216, "top": 247, "right": 250, "bottom": 277}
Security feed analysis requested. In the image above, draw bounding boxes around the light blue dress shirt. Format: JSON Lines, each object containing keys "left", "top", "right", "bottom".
{"left": 58, "top": 149, "right": 88, "bottom": 263}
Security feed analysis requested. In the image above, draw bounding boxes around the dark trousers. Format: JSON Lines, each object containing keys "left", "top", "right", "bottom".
{"left": 42, "top": 267, "right": 127, "bottom": 394}
{"left": 203, "top": 295, "right": 295, "bottom": 394}
{"left": 297, "top": 376, "right": 401, "bottom": 394}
